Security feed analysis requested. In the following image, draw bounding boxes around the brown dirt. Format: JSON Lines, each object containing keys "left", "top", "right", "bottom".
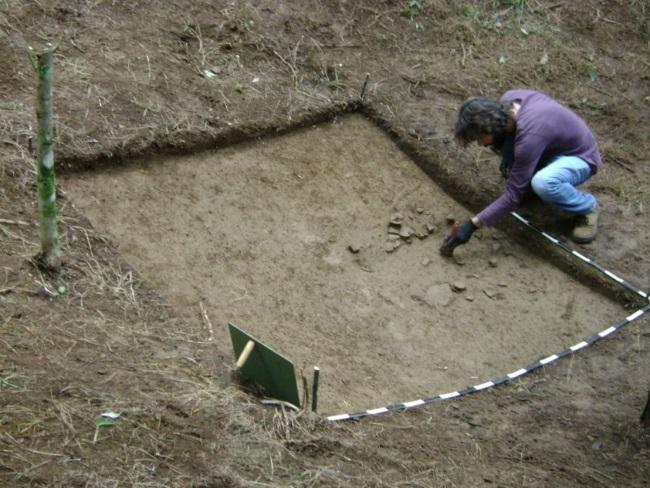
{"left": 2, "top": 1, "right": 650, "bottom": 487}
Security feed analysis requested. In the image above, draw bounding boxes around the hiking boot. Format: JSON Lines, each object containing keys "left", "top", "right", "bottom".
{"left": 571, "top": 205, "right": 600, "bottom": 243}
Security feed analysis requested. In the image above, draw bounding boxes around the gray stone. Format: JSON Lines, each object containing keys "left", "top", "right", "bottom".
{"left": 399, "top": 226, "right": 415, "bottom": 238}
{"left": 348, "top": 243, "right": 361, "bottom": 253}
{"left": 423, "top": 284, "right": 455, "bottom": 307}
{"left": 390, "top": 212, "right": 404, "bottom": 225}
{"left": 385, "top": 240, "right": 401, "bottom": 253}
{"left": 452, "top": 281, "right": 466, "bottom": 292}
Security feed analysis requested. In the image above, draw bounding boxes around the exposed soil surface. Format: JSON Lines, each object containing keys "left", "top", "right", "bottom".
{"left": 63, "top": 115, "right": 627, "bottom": 415}
{"left": 1, "top": 1, "right": 650, "bottom": 487}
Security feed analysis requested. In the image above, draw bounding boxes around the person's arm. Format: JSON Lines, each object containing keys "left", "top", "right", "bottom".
{"left": 440, "top": 133, "right": 548, "bottom": 257}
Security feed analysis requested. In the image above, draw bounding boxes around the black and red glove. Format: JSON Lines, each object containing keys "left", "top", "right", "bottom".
{"left": 439, "top": 220, "right": 477, "bottom": 256}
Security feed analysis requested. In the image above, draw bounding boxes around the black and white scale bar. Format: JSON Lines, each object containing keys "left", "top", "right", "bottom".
{"left": 511, "top": 211, "right": 649, "bottom": 300}
{"left": 326, "top": 304, "right": 650, "bottom": 422}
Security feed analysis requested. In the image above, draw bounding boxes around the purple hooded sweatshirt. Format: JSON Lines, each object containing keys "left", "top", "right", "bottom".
{"left": 477, "top": 89, "right": 602, "bottom": 226}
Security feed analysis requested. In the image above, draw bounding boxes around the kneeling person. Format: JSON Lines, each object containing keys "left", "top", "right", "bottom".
{"left": 444, "top": 89, "right": 602, "bottom": 254}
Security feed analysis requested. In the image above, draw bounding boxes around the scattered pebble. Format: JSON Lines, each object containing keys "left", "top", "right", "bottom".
{"left": 451, "top": 281, "right": 466, "bottom": 292}
{"left": 465, "top": 295, "right": 475, "bottom": 302}
{"left": 385, "top": 240, "right": 401, "bottom": 253}
{"left": 488, "top": 258, "right": 498, "bottom": 268}
{"left": 390, "top": 212, "right": 404, "bottom": 225}
{"left": 423, "top": 284, "right": 455, "bottom": 307}
{"left": 348, "top": 243, "right": 361, "bottom": 254}
{"left": 399, "top": 226, "right": 415, "bottom": 238}
{"left": 416, "top": 207, "right": 424, "bottom": 214}
{"left": 483, "top": 288, "right": 496, "bottom": 299}
{"left": 421, "top": 258, "right": 431, "bottom": 266}
{"left": 497, "top": 282, "right": 507, "bottom": 287}
{"left": 426, "top": 223, "right": 437, "bottom": 234}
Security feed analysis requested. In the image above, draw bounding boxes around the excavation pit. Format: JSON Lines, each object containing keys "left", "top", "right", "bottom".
{"left": 62, "top": 114, "right": 626, "bottom": 414}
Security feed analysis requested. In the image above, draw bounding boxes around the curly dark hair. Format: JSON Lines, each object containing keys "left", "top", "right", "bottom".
{"left": 454, "top": 96, "right": 513, "bottom": 146}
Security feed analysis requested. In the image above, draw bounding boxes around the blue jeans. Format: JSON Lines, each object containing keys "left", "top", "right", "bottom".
{"left": 530, "top": 156, "right": 597, "bottom": 215}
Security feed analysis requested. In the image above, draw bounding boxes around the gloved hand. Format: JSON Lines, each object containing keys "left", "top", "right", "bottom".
{"left": 439, "top": 219, "right": 477, "bottom": 256}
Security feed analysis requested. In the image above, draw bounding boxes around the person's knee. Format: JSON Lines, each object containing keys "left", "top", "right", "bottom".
{"left": 531, "top": 172, "right": 555, "bottom": 200}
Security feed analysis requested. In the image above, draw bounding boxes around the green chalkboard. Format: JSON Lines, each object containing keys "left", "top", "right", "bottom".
{"left": 228, "top": 323, "right": 301, "bottom": 408}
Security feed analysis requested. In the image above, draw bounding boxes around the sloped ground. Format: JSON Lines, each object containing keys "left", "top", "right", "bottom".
{"left": 1, "top": 1, "right": 649, "bottom": 486}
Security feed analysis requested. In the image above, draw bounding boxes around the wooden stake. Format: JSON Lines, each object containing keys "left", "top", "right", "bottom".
{"left": 311, "top": 366, "right": 320, "bottom": 413}
{"left": 235, "top": 340, "right": 255, "bottom": 369}
{"left": 29, "top": 43, "right": 61, "bottom": 270}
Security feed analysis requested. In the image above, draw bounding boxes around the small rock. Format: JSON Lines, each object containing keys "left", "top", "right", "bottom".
{"left": 591, "top": 440, "right": 603, "bottom": 450}
{"left": 416, "top": 207, "right": 424, "bottom": 214}
{"left": 399, "top": 226, "right": 415, "bottom": 238}
{"left": 385, "top": 240, "right": 401, "bottom": 253}
{"left": 426, "top": 223, "right": 437, "bottom": 234}
{"left": 451, "top": 281, "right": 467, "bottom": 292}
{"left": 446, "top": 215, "right": 455, "bottom": 224}
{"left": 421, "top": 258, "right": 431, "bottom": 266}
{"left": 488, "top": 258, "right": 498, "bottom": 268}
{"left": 483, "top": 288, "right": 496, "bottom": 299}
{"left": 423, "top": 284, "right": 455, "bottom": 307}
{"left": 390, "top": 212, "right": 404, "bottom": 225}
{"left": 453, "top": 255, "right": 465, "bottom": 266}
{"left": 465, "top": 295, "right": 475, "bottom": 302}
{"left": 497, "top": 282, "right": 507, "bottom": 287}
{"left": 388, "top": 225, "right": 401, "bottom": 236}
{"left": 348, "top": 243, "right": 361, "bottom": 254}
{"left": 387, "top": 233, "right": 401, "bottom": 241}
{"left": 415, "top": 230, "right": 427, "bottom": 239}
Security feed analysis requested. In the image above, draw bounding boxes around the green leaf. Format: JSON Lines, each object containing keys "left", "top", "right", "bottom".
{"left": 93, "top": 414, "right": 120, "bottom": 443}
{"left": 401, "top": 0, "right": 422, "bottom": 19}
{"left": 462, "top": 6, "right": 478, "bottom": 17}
